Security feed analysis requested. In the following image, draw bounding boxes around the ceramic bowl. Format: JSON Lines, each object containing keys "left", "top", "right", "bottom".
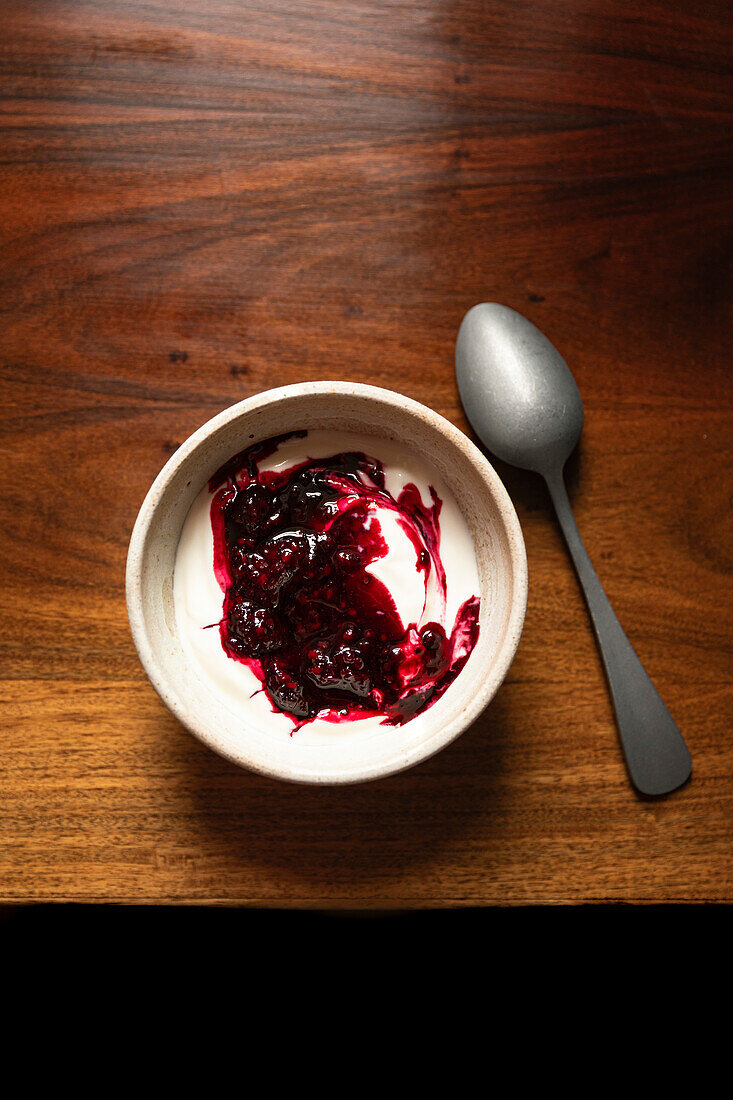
{"left": 126, "top": 381, "right": 527, "bottom": 784}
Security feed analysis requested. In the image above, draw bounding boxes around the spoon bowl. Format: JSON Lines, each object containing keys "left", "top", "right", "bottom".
{"left": 456, "top": 303, "right": 583, "bottom": 474}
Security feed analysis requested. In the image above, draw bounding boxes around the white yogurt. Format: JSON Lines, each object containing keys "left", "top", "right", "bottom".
{"left": 173, "top": 430, "right": 480, "bottom": 744}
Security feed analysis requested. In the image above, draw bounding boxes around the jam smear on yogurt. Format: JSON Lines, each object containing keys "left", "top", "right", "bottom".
{"left": 209, "top": 431, "right": 480, "bottom": 728}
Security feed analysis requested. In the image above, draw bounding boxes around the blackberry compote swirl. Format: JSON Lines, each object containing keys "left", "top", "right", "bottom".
{"left": 206, "top": 431, "right": 480, "bottom": 729}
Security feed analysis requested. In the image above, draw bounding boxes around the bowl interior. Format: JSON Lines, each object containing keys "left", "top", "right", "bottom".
{"left": 127, "top": 385, "right": 526, "bottom": 783}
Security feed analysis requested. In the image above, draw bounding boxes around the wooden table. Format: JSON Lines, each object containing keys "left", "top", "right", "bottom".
{"left": 2, "top": 0, "right": 731, "bottom": 907}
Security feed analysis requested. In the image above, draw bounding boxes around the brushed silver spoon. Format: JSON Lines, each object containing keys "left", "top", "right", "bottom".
{"left": 456, "top": 302, "right": 692, "bottom": 796}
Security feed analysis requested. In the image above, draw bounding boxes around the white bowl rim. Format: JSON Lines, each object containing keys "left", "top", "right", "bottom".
{"left": 126, "top": 380, "right": 528, "bottom": 784}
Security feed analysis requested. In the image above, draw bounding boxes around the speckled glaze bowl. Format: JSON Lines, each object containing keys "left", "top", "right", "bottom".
{"left": 126, "top": 381, "right": 528, "bottom": 784}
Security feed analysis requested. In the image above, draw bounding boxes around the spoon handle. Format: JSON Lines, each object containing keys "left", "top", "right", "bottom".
{"left": 544, "top": 470, "right": 692, "bottom": 796}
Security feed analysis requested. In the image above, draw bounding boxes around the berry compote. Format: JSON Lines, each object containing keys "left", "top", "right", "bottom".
{"left": 208, "top": 431, "right": 480, "bottom": 729}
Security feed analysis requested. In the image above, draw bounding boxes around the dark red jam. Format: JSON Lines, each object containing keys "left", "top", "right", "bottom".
{"left": 208, "top": 431, "right": 480, "bottom": 729}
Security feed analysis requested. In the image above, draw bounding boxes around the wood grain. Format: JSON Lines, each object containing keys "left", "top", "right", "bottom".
{"left": 1, "top": 0, "right": 731, "bottom": 905}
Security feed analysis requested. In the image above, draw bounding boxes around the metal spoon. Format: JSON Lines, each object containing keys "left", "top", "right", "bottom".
{"left": 456, "top": 302, "right": 692, "bottom": 796}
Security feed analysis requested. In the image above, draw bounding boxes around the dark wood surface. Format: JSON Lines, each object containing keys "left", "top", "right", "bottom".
{"left": 1, "top": 0, "right": 731, "bottom": 905}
